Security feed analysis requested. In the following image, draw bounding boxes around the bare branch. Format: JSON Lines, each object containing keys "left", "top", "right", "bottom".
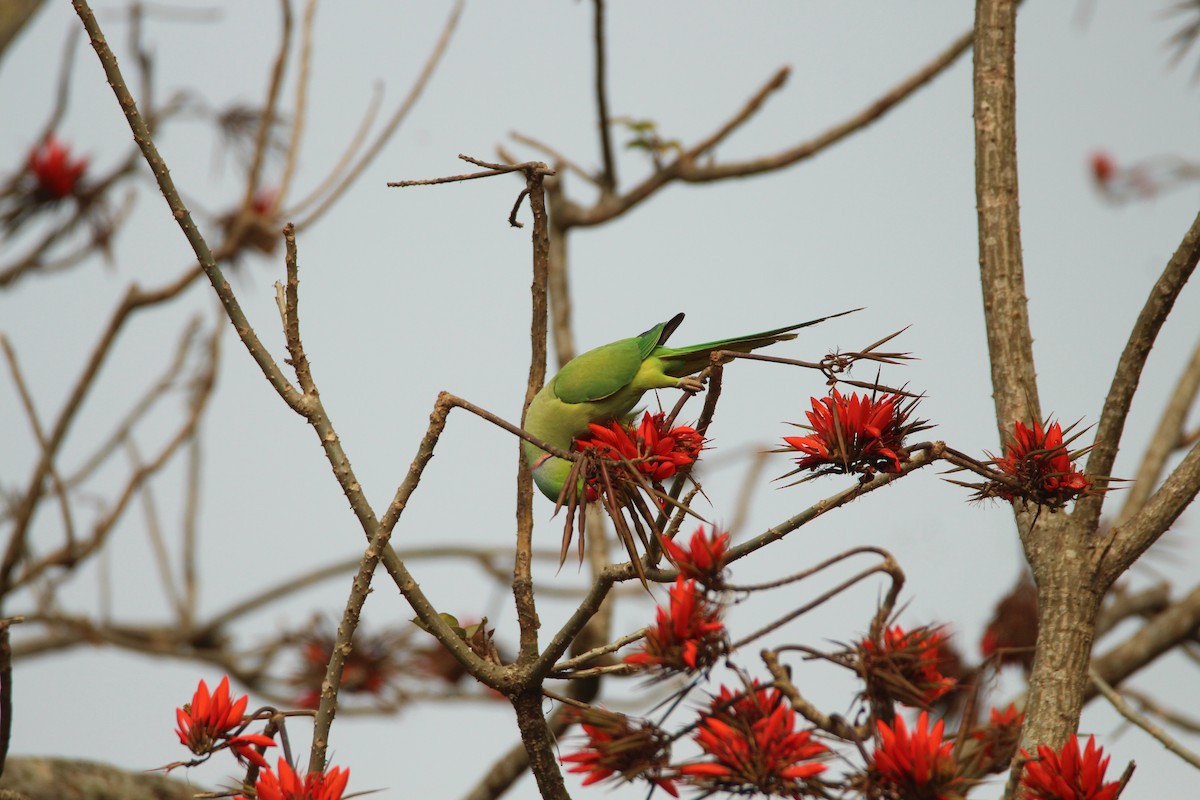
{"left": 277, "top": 0, "right": 318, "bottom": 207}
{"left": 1088, "top": 582, "right": 1200, "bottom": 702}
{"left": 1079, "top": 210, "right": 1200, "bottom": 531}
{"left": 1100, "top": 438, "right": 1200, "bottom": 583}
{"left": 1117, "top": 335, "right": 1200, "bottom": 525}
{"left": 591, "top": 0, "right": 617, "bottom": 194}
{"left": 294, "top": 0, "right": 463, "bottom": 230}
{"left": 974, "top": 0, "right": 1038, "bottom": 433}
{"left": 0, "top": 337, "right": 75, "bottom": 548}
{"left": 556, "top": 22, "right": 974, "bottom": 228}
{"left": 1091, "top": 669, "right": 1200, "bottom": 771}
{"left": 242, "top": 0, "right": 293, "bottom": 210}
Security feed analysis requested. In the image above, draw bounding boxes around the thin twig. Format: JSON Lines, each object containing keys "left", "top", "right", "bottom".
{"left": 277, "top": 0, "right": 318, "bottom": 207}
{"left": 1116, "top": 336, "right": 1200, "bottom": 525}
{"left": 295, "top": 0, "right": 463, "bottom": 230}
{"left": 242, "top": 0, "right": 293, "bottom": 211}
{"left": 731, "top": 554, "right": 903, "bottom": 649}
{"left": 1081, "top": 210, "right": 1200, "bottom": 536}
{"left": 0, "top": 337, "right": 76, "bottom": 548}
{"left": 591, "top": 0, "right": 617, "bottom": 194}
{"left": 557, "top": 22, "right": 975, "bottom": 228}
{"left": 126, "top": 439, "right": 187, "bottom": 622}
{"left": 1090, "top": 669, "right": 1200, "bottom": 770}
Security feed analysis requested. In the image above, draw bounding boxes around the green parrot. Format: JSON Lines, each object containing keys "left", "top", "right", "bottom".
{"left": 523, "top": 310, "right": 852, "bottom": 502}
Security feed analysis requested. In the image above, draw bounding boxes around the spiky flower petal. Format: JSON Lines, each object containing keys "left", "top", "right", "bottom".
{"left": 624, "top": 576, "right": 726, "bottom": 674}
{"left": 660, "top": 526, "right": 730, "bottom": 588}
{"left": 561, "top": 708, "right": 677, "bottom": 796}
{"left": 677, "top": 683, "right": 828, "bottom": 796}
{"left": 236, "top": 758, "right": 350, "bottom": 800}
{"left": 1021, "top": 735, "right": 1123, "bottom": 800}
{"left": 972, "top": 418, "right": 1092, "bottom": 510}
{"left": 872, "top": 711, "right": 969, "bottom": 800}
{"left": 780, "top": 390, "right": 926, "bottom": 482}
{"left": 855, "top": 625, "right": 957, "bottom": 709}
{"left": 175, "top": 676, "right": 274, "bottom": 768}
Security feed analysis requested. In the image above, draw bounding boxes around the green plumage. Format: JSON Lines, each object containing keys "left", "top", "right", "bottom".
{"left": 523, "top": 311, "right": 846, "bottom": 501}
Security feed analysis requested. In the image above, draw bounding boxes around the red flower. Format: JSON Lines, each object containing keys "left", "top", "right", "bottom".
{"left": 236, "top": 758, "right": 350, "bottom": 800}
{"left": 990, "top": 418, "right": 1092, "bottom": 509}
{"left": 1021, "top": 735, "right": 1122, "bottom": 800}
{"left": 855, "top": 625, "right": 957, "bottom": 709}
{"left": 26, "top": 135, "right": 87, "bottom": 200}
{"left": 780, "top": 390, "right": 925, "bottom": 482}
{"left": 1089, "top": 151, "right": 1116, "bottom": 186}
{"left": 678, "top": 684, "right": 828, "bottom": 796}
{"left": 873, "top": 711, "right": 968, "bottom": 800}
{"left": 624, "top": 576, "right": 726, "bottom": 674}
{"left": 561, "top": 708, "right": 677, "bottom": 796}
{"left": 290, "top": 624, "right": 404, "bottom": 709}
{"left": 251, "top": 186, "right": 279, "bottom": 216}
{"left": 981, "top": 575, "right": 1039, "bottom": 672}
{"left": 660, "top": 526, "right": 730, "bottom": 587}
{"left": 959, "top": 704, "right": 1025, "bottom": 779}
{"left": 577, "top": 412, "right": 703, "bottom": 487}
{"left": 175, "top": 676, "right": 274, "bottom": 768}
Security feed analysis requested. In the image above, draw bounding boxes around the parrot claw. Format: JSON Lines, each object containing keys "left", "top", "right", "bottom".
{"left": 677, "top": 376, "right": 706, "bottom": 393}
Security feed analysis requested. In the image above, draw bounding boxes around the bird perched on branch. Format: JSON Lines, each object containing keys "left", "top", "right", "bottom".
{"left": 523, "top": 310, "right": 853, "bottom": 503}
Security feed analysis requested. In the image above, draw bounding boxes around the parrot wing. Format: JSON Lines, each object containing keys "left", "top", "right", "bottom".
{"left": 552, "top": 312, "right": 685, "bottom": 404}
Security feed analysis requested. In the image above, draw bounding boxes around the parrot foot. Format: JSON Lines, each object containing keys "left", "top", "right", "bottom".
{"left": 677, "top": 376, "right": 706, "bottom": 393}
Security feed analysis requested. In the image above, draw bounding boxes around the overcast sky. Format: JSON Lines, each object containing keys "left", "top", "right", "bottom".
{"left": 2, "top": 2, "right": 1200, "bottom": 798}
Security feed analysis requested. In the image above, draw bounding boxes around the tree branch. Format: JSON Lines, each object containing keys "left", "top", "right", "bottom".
{"left": 1078, "top": 210, "right": 1200, "bottom": 530}
{"left": 973, "top": 0, "right": 1038, "bottom": 432}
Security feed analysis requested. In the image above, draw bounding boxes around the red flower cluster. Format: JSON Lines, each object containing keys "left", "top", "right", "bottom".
{"left": 291, "top": 626, "right": 403, "bottom": 709}
{"left": 624, "top": 576, "right": 726, "bottom": 674}
{"left": 561, "top": 708, "right": 677, "bottom": 796}
{"left": 983, "top": 419, "right": 1092, "bottom": 510}
{"left": 1021, "top": 735, "right": 1122, "bottom": 800}
{"left": 26, "top": 135, "right": 88, "bottom": 200}
{"left": 856, "top": 625, "right": 957, "bottom": 709}
{"left": 236, "top": 758, "right": 350, "bottom": 800}
{"left": 660, "top": 526, "right": 730, "bottom": 588}
{"left": 872, "top": 711, "right": 968, "bottom": 800}
{"left": 679, "top": 684, "right": 828, "bottom": 796}
{"left": 981, "top": 576, "right": 1039, "bottom": 672}
{"left": 175, "top": 676, "right": 274, "bottom": 768}
{"left": 576, "top": 411, "right": 703, "bottom": 488}
{"left": 960, "top": 704, "right": 1025, "bottom": 779}
{"left": 780, "top": 390, "right": 925, "bottom": 482}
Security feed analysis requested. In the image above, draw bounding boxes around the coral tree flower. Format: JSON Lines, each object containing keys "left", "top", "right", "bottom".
{"left": 981, "top": 418, "right": 1092, "bottom": 510}
{"left": 872, "top": 711, "right": 969, "bottom": 800}
{"left": 856, "top": 625, "right": 957, "bottom": 709}
{"left": 291, "top": 625, "right": 403, "bottom": 709}
{"left": 26, "top": 135, "right": 87, "bottom": 200}
{"left": 780, "top": 390, "right": 925, "bottom": 482}
{"left": 624, "top": 576, "right": 726, "bottom": 674}
{"left": 660, "top": 526, "right": 730, "bottom": 588}
{"left": 175, "top": 676, "right": 274, "bottom": 768}
{"left": 577, "top": 411, "right": 703, "bottom": 488}
{"left": 1021, "top": 735, "right": 1122, "bottom": 800}
{"left": 561, "top": 708, "right": 677, "bottom": 796}
{"left": 236, "top": 758, "right": 350, "bottom": 800}
{"left": 959, "top": 704, "right": 1025, "bottom": 779}
{"left": 678, "top": 683, "right": 828, "bottom": 796}
{"left": 981, "top": 575, "right": 1039, "bottom": 673}
{"left": 1089, "top": 151, "right": 1117, "bottom": 187}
